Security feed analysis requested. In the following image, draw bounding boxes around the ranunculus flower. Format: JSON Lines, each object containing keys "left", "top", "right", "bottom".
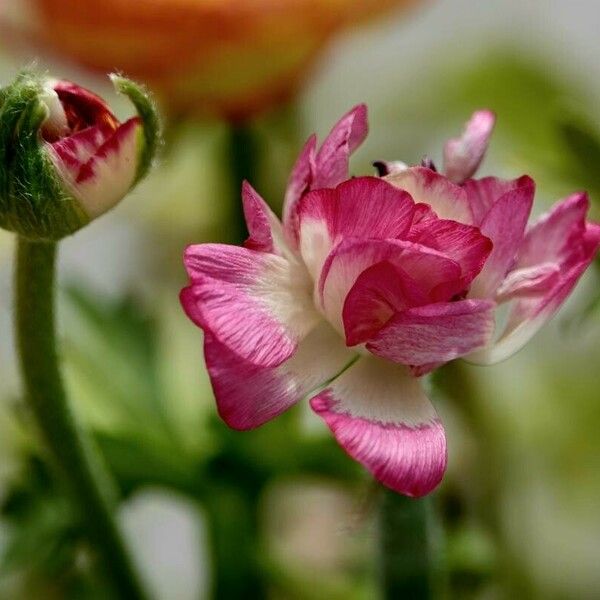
{"left": 0, "top": 70, "right": 159, "bottom": 240}
{"left": 1, "top": 0, "right": 419, "bottom": 120}
{"left": 181, "top": 107, "right": 600, "bottom": 496}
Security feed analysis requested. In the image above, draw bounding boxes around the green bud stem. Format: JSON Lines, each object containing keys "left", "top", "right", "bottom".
{"left": 379, "top": 489, "right": 446, "bottom": 599}
{"left": 14, "top": 237, "right": 148, "bottom": 600}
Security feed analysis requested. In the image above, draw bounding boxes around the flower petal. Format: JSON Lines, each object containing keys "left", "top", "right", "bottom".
{"left": 53, "top": 117, "right": 142, "bottom": 218}
{"left": 310, "top": 356, "right": 447, "bottom": 497}
{"left": 343, "top": 261, "right": 428, "bottom": 346}
{"left": 242, "top": 181, "right": 290, "bottom": 256}
{"left": 182, "top": 245, "right": 319, "bottom": 367}
{"left": 53, "top": 79, "right": 119, "bottom": 131}
{"left": 406, "top": 217, "right": 492, "bottom": 284}
{"left": 443, "top": 110, "right": 496, "bottom": 184}
{"left": 495, "top": 263, "right": 561, "bottom": 303}
{"left": 205, "top": 322, "right": 355, "bottom": 430}
{"left": 312, "top": 104, "right": 368, "bottom": 189}
{"left": 385, "top": 166, "right": 472, "bottom": 224}
{"left": 469, "top": 222, "right": 600, "bottom": 365}
{"left": 469, "top": 176, "right": 535, "bottom": 298}
{"left": 517, "top": 192, "right": 589, "bottom": 267}
{"left": 283, "top": 133, "right": 317, "bottom": 244}
{"left": 319, "top": 238, "right": 462, "bottom": 334}
{"left": 463, "top": 175, "right": 530, "bottom": 225}
{"left": 366, "top": 299, "right": 496, "bottom": 366}
{"left": 298, "top": 177, "right": 415, "bottom": 278}
{"left": 49, "top": 122, "right": 115, "bottom": 171}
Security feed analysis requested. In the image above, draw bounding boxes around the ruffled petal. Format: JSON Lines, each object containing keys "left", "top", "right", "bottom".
{"left": 242, "top": 181, "right": 290, "bottom": 257}
{"left": 517, "top": 192, "right": 589, "bottom": 267}
{"left": 282, "top": 105, "right": 368, "bottom": 246}
{"left": 469, "top": 221, "right": 600, "bottom": 365}
{"left": 182, "top": 245, "right": 319, "bottom": 367}
{"left": 406, "top": 217, "right": 492, "bottom": 284}
{"left": 319, "top": 238, "right": 462, "bottom": 334}
{"left": 385, "top": 166, "right": 472, "bottom": 224}
{"left": 366, "top": 299, "right": 496, "bottom": 366}
{"left": 310, "top": 356, "right": 447, "bottom": 497}
{"left": 469, "top": 176, "right": 535, "bottom": 298}
{"left": 443, "top": 110, "right": 495, "bottom": 184}
{"left": 282, "top": 134, "right": 317, "bottom": 244}
{"left": 312, "top": 104, "right": 368, "bottom": 189}
{"left": 205, "top": 322, "right": 355, "bottom": 430}
{"left": 463, "top": 175, "right": 531, "bottom": 225}
{"left": 495, "top": 263, "right": 560, "bottom": 302}
{"left": 298, "top": 177, "right": 415, "bottom": 279}
{"left": 342, "top": 261, "right": 427, "bottom": 346}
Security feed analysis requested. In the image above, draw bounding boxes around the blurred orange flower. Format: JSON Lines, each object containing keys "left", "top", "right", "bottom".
{"left": 1, "top": 0, "right": 421, "bottom": 120}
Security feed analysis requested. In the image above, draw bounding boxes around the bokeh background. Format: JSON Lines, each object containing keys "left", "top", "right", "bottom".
{"left": 0, "top": 0, "right": 599, "bottom": 598}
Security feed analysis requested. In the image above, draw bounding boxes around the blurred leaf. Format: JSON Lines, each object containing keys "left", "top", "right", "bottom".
{"left": 63, "top": 286, "right": 167, "bottom": 432}
{"left": 0, "top": 457, "right": 110, "bottom": 599}
{"left": 557, "top": 113, "right": 600, "bottom": 199}
{"left": 96, "top": 433, "right": 197, "bottom": 496}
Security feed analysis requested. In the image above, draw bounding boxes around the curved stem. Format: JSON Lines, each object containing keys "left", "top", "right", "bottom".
{"left": 379, "top": 490, "right": 446, "bottom": 599}
{"left": 14, "top": 238, "right": 148, "bottom": 600}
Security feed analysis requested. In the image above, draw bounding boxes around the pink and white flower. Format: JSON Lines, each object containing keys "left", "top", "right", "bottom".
{"left": 181, "top": 107, "right": 600, "bottom": 497}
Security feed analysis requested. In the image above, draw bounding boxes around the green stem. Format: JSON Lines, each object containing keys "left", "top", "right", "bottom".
{"left": 379, "top": 490, "right": 445, "bottom": 599}
{"left": 14, "top": 238, "right": 148, "bottom": 600}
{"left": 227, "top": 124, "right": 258, "bottom": 244}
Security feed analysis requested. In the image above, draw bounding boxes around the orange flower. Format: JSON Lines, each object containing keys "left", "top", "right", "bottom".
{"left": 1, "top": 0, "right": 420, "bottom": 120}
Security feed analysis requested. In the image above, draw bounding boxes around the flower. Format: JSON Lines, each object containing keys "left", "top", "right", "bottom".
{"left": 181, "top": 107, "right": 600, "bottom": 496}
{"left": 1, "top": 0, "right": 419, "bottom": 120}
{"left": 0, "top": 70, "right": 160, "bottom": 240}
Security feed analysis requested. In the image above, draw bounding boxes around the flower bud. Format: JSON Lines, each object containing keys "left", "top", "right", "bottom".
{"left": 0, "top": 70, "right": 160, "bottom": 240}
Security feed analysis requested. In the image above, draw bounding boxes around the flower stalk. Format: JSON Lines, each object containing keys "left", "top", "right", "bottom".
{"left": 379, "top": 490, "right": 445, "bottom": 599}
{"left": 228, "top": 123, "right": 258, "bottom": 244}
{"left": 15, "top": 237, "right": 148, "bottom": 600}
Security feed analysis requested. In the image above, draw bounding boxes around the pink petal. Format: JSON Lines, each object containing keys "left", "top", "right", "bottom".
{"left": 49, "top": 122, "right": 115, "bottom": 174}
{"left": 343, "top": 261, "right": 428, "bottom": 346}
{"left": 49, "top": 117, "right": 142, "bottom": 218}
{"left": 282, "top": 105, "right": 368, "bottom": 247}
{"left": 464, "top": 175, "right": 531, "bottom": 225}
{"left": 205, "top": 322, "right": 354, "bottom": 430}
{"left": 517, "top": 192, "right": 589, "bottom": 267}
{"left": 312, "top": 104, "right": 368, "bottom": 189}
{"left": 241, "top": 181, "right": 290, "bottom": 256}
{"left": 282, "top": 134, "right": 317, "bottom": 245}
{"left": 443, "top": 110, "right": 496, "bottom": 184}
{"left": 310, "top": 356, "right": 447, "bottom": 497}
{"left": 242, "top": 181, "right": 273, "bottom": 253}
{"left": 366, "top": 299, "right": 496, "bottom": 366}
{"left": 182, "top": 245, "right": 319, "bottom": 367}
{"left": 298, "top": 177, "right": 415, "bottom": 278}
{"left": 495, "top": 263, "right": 561, "bottom": 302}
{"left": 470, "top": 221, "right": 600, "bottom": 365}
{"left": 319, "top": 238, "right": 462, "bottom": 334}
{"left": 407, "top": 217, "right": 492, "bottom": 284}
{"left": 469, "top": 176, "right": 535, "bottom": 298}
{"left": 53, "top": 79, "right": 119, "bottom": 130}
{"left": 385, "top": 166, "right": 473, "bottom": 224}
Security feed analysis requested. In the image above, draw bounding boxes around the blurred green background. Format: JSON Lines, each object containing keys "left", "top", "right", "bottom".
{"left": 1, "top": 1, "right": 600, "bottom": 598}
